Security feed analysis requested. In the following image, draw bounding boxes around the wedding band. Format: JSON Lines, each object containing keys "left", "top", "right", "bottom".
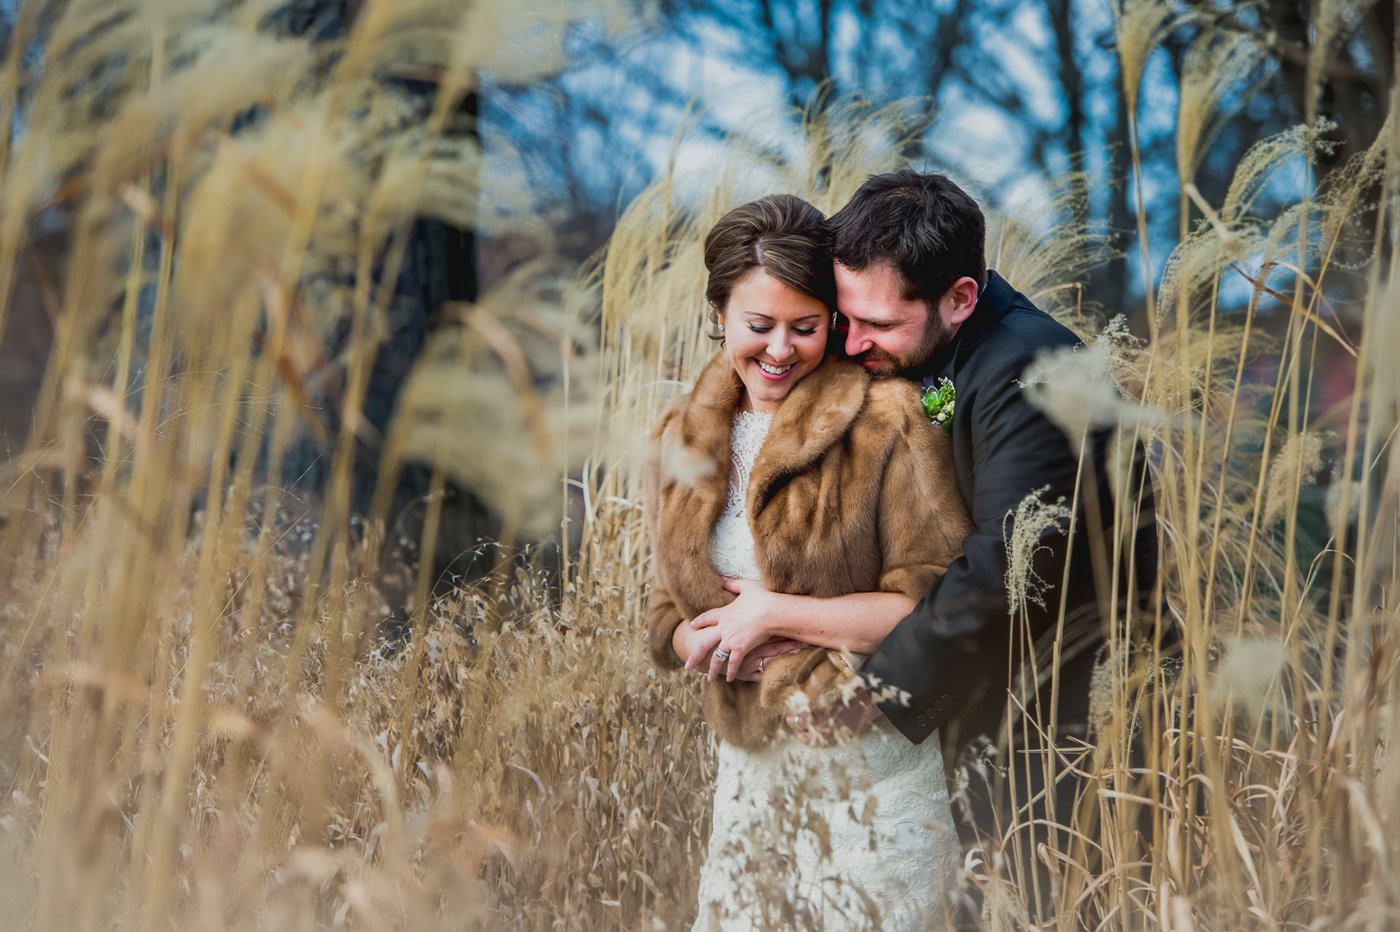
{"left": 713, "top": 648, "right": 731, "bottom": 662}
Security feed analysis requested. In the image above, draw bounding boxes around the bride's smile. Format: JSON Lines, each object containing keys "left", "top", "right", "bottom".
{"left": 718, "top": 269, "right": 829, "bottom": 413}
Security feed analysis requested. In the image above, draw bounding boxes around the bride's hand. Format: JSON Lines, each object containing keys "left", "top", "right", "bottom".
{"left": 692, "top": 578, "right": 790, "bottom": 682}
{"left": 675, "top": 624, "right": 723, "bottom": 671}
{"left": 682, "top": 626, "right": 807, "bottom": 682}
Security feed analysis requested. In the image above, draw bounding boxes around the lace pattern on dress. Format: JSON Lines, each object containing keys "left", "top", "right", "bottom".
{"left": 708, "top": 411, "right": 771, "bottom": 581}
{"left": 723, "top": 410, "right": 772, "bottom": 517}
{"left": 695, "top": 724, "right": 961, "bottom": 931}
{"left": 694, "top": 409, "right": 960, "bottom": 929}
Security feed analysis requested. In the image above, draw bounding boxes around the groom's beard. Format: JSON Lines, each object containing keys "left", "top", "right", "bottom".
{"left": 856, "top": 313, "right": 957, "bottom": 381}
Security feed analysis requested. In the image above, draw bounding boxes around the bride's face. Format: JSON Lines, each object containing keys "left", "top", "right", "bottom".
{"left": 719, "top": 269, "right": 830, "bottom": 414}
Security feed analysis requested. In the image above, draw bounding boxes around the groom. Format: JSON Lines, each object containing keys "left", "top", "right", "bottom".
{"left": 829, "top": 171, "right": 1161, "bottom": 746}
{"left": 830, "top": 167, "right": 1157, "bottom": 755}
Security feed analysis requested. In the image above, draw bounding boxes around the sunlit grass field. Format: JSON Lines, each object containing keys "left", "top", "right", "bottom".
{"left": 0, "top": 0, "right": 1396, "bottom": 928}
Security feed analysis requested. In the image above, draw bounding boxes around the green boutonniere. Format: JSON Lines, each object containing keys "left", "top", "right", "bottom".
{"left": 921, "top": 377, "right": 956, "bottom": 429}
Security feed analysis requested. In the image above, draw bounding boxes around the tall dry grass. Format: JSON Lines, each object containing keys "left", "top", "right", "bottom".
{"left": 0, "top": 0, "right": 1397, "bottom": 929}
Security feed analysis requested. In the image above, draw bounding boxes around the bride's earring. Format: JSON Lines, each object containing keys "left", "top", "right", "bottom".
{"left": 831, "top": 311, "right": 838, "bottom": 327}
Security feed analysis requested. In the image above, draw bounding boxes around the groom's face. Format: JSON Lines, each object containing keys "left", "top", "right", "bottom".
{"left": 835, "top": 262, "right": 953, "bottom": 380}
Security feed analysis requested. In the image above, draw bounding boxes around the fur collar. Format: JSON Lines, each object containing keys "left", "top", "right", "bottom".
{"left": 653, "top": 351, "right": 872, "bottom": 631}
{"left": 678, "top": 351, "right": 870, "bottom": 505}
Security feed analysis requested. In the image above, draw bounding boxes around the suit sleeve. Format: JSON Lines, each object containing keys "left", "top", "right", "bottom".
{"left": 864, "top": 352, "right": 1095, "bottom": 747}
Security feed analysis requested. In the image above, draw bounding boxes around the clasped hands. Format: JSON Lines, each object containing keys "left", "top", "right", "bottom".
{"left": 681, "top": 577, "right": 806, "bottom": 683}
{"left": 678, "top": 577, "right": 883, "bottom": 745}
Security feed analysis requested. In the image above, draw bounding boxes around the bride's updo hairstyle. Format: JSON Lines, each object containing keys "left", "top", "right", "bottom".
{"left": 702, "top": 194, "right": 836, "bottom": 340}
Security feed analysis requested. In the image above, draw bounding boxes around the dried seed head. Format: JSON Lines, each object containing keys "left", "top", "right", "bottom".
{"left": 1003, "top": 486, "right": 1073, "bottom": 613}
{"left": 1021, "top": 328, "right": 1166, "bottom": 451}
{"left": 1210, "top": 636, "right": 1287, "bottom": 724}
{"left": 1261, "top": 430, "right": 1328, "bottom": 527}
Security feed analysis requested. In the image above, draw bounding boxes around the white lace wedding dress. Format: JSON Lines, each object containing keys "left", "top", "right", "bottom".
{"left": 693, "top": 410, "right": 962, "bottom": 931}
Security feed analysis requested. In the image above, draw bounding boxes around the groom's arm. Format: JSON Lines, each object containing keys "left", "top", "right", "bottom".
{"left": 864, "top": 346, "right": 1098, "bottom": 747}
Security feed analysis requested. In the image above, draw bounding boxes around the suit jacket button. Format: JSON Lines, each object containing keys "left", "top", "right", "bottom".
{"left": 916, "top": 715, "right": 928, "bottom": 729}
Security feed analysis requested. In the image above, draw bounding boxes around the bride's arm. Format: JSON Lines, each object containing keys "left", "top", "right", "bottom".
{"left": 690, "top": 579, "right": 913, "bottom": 681}
{"left": 672, "top": 620, "right": 721, "bottom": 667}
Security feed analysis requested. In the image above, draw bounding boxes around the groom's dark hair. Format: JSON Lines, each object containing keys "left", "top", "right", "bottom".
{"left": 828, "top": 171, "right": 986, "bottom": 309}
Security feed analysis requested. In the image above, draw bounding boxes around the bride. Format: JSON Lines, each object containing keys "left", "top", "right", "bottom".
{"left": 643, "top": 194, "right": 973, "bottom": 930}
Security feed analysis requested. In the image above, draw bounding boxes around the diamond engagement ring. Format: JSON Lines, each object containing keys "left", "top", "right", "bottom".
{"left": 713, "top": 648, "right": 731, "bottom": 662}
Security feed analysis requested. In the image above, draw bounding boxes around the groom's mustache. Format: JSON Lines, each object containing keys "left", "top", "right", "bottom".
{"left": 848, "top": 348, "right": 901, "bottom": 378}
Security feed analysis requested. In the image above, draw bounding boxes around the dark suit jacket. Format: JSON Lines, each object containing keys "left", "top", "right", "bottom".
{"left": 862, "top": 270, "right": 1159, "bottom": 751}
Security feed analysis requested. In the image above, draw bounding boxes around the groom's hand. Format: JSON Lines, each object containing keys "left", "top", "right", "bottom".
{"left": 786, "top": 688, "right": 883, "bottom": 745}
